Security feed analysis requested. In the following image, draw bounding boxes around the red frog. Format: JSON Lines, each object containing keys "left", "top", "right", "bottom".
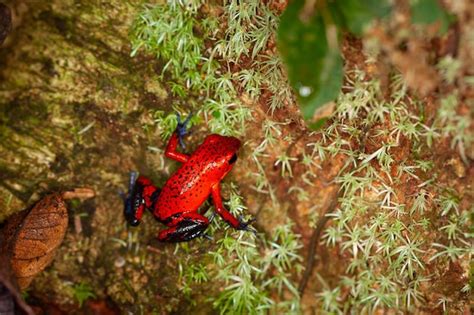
{"left": 122, "top": 114, "right": 255, "bottom": 242}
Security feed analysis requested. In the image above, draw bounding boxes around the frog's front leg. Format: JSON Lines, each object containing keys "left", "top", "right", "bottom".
{"left": 158, "top": 212, "right": 209, "bottom": 242}
{"left": 165, "top": 114, "right": 192, "bottom": 163}
{"left": 211, "top": 184, "right": 256, "bottom": 232}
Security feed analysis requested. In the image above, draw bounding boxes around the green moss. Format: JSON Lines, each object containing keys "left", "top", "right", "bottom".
{"left": 72, "top": 282, "right": 96, "bottom": 306}
{"left": 307, "top": 70, "right": 472, "bottom": 313}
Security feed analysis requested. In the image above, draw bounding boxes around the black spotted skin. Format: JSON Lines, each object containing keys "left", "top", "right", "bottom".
{"left": 124, "top": 132, "right": 245, "bottom": 242}
{"left": 154, "top": 134, "right": 240, "bottom": 221}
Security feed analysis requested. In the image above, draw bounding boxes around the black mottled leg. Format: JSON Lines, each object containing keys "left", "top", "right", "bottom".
{"left": 122, "top": 172, "right": 160, "bottom": 226}
{"left": 158, "top": 213, "right": 209, "bottom": 242}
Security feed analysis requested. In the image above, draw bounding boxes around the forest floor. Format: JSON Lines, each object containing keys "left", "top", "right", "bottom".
{"left": 0, "top": 0, "right": 472, "bottom": 314}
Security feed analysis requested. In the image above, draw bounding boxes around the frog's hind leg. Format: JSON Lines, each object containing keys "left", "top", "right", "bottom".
{"left": 158, "top": 212, "right": 209, "bottom": 242}
{"left": 123, "top": 172, "right": 160, "bottom": 226}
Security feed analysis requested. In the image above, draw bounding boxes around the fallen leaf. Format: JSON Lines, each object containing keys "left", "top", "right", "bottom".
{"left": 0, "top": 249, "right": 34, "bottom": 315}
{"left": 1, "top": 193, "right": 68, "bottom": 289}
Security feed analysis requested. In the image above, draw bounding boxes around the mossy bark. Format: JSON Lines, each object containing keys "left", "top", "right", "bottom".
{"left": 0, "top": 1, "right": 187, "bottom": 313}
{"left": 0, "top": 0, "right": 160, "bottom": 202}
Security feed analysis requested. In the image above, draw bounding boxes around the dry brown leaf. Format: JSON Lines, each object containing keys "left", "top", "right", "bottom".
{"left": 0, "top": 245, "right": 34, "bottom": 315}
{"left": 2, "top": 193, "right": 68, "bottom": 289}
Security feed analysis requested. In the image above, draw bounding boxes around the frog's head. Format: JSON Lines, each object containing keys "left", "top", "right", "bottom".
{"left": 202, "top": 134, "right": 241, "bottom": 178}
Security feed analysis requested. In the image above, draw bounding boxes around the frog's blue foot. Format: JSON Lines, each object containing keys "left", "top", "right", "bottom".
{"left": 201, "top": 233, "right": 214, "bottom": 241}
{"left": 122, "top": 172, "right": 160, "bottom": 227}
{"left": 123, "top": 171, "right": 140, "bottom": 226}
{"left": 128, "top": 171, "right": 139, "bottom": 192}
{"left": 237, "top": 215, "right": 257, "bottom": 235}
{"left": 207, "top": 212, "right": 216, "bottom": 223}
{"left": 176, "top": 113, "right": 192, "bottom": 149}
{"left": 118, "top": 171, "right": 138, "bottom": 201}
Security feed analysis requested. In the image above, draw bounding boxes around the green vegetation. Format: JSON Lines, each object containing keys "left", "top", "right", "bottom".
{"left": 208, "top": 186, "right": 302, "bottom": 314}
{"left": 170, "top": 185, "right": 302, "bottom": 314}
{"left": 1, "top": 0, "right": 469, "bottom": 313}
{"left": 306, "top": 70, "right": 472, "bottom": 313}
{"left": 131, "top": 0, "right": 293, "bottom": 136}
{"left": 277, "top": 0, "right": 453, "bottom": 121}
{"left": 130, "top": 2, "right": 306, "bottom": 312}
{"left": 277, "top": 0, "right": 391, "bottom": 120}
{"left": 129, "top": 1, "right": 471, "bottom": 313}
{"left": 411, "top": 0, "right": 452, "bottom": 34}
{"left": 72, "top": 282, "right": 96, "bottom": 307}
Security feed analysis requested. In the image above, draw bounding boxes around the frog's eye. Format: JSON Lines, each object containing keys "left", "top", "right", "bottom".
{"left": 229, "top": 153, "right": 238, "bottom": 164}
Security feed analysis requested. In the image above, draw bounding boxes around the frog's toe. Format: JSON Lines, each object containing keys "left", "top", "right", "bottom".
{"left": 207, "top": 212, "right": 216, "bottom": 223}
{"left": 128, "top": 171, "right": 138, "bottom": 192}
{"left": 237, "top": 215, "right": 257, "bottom": 234}
{"left": 178, "top": 136, "right": 186, "bottom": 149}
{"left": 126, "top": 215, "right": 140, "bottom": 227}
{"left": 176, "top": 113, "right": 192, "bottom": 134}
{"left": 201, "top": 233, "right": 214, "bottom": 241}
{"left": 176, "top": 113, "right": 193, "bottom": 149}
{"left": 120, "top": 171, "right": 137, "bottom": 204}
{"left": 242, "top": 226, "right": 257, "bottom": 235}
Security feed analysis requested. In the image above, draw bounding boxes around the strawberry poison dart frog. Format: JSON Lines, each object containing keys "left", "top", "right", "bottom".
{"left": 122, "top": 114, "right": 255, "bottom": 242}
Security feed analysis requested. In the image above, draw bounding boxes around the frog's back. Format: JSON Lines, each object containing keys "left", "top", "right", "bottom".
{"left": 153, "top": 152, "right": 215, "bottom": 220}
{"left": 153, "top": 134, "right": 240, "bottom": 220}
